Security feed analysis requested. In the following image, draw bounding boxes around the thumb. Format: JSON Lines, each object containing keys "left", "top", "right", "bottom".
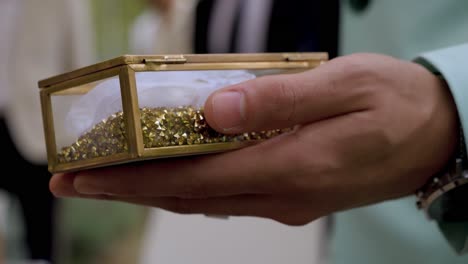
{"left": 204, "top": 63, "right": 370, "bottom": 133}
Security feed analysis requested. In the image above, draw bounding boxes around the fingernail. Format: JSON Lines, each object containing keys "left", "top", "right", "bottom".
{"left": 211, "top": 91, "right": 245, "bottom": 131}
{"left": 50, "top": 173, "right": 79, "bottom": 197}
{"left": 73, "top": 174, "right": 104, "bottom": 195}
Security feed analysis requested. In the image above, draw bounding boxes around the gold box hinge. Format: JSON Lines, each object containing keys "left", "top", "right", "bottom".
{"left": 144, "top": 55, "right": 187, "bottom": 64}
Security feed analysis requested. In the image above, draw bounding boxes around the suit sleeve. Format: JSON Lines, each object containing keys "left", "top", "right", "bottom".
{"left": 415, "top": 43, "right": 468, "bottom": 255}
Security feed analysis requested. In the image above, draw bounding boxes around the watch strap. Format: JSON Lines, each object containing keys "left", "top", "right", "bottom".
{"left": 438, "top": 221, "right": 468, "bottom": 255}
{"left": 417, "top": 126, "right": 468, "bottom": 254}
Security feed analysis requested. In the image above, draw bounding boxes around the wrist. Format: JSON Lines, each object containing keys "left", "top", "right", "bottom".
{"left": 417, "top": 126, "right": 468, "bottom": 221}
{"left": 412, "top": 67, "right": 460, "bottom": 190}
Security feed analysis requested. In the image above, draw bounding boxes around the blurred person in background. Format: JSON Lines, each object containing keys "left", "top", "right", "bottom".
{"left": 131, "top": 0, "right": 335, "bottom": 263}
{"left": 130, "top": 0, "right": 196, "bottom": 54}
{"left": 0, "top": 0, "right": 94, "bottom": 262}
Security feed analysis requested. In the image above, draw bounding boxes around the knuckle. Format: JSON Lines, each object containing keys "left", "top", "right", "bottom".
{"left": 345, "top": 66, "right": 379, "bottom": 90}
{"left": 331, "top": 53, "right": 387, "bottom": 95}
{"left": 276, "top": 79, "right": 299, "bottom": 122}
{"left": 256, "top": 77, "right": 300, "bottom": 123}
{"left": 336, "top": 53, "right": 386, "bottom": 74}
{"left": 334, "top": 53, "right": 374, "bottom": 75}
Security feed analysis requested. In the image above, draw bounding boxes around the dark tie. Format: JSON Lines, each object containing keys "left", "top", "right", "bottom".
{"left": 194, "top": 0, "right": 214, "bottom": 54}
{"left": 194, "top": 0, "right": 340, "bottom": 58}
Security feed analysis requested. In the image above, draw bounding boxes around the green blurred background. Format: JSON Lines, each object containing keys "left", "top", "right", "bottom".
{"left": 59, "top": 1, "right": 149, "bottom": 264}
{"left": 92, "top": 0, "right": 146, "bottom": 60}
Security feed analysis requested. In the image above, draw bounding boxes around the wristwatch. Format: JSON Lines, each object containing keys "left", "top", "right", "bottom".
{"left": 416, "top": 126, "right": 468, "bottom": 254}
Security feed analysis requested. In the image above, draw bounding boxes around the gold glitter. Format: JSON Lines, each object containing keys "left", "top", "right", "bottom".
{"left": 57, "top": 106, "right": 287, "bottom": 163}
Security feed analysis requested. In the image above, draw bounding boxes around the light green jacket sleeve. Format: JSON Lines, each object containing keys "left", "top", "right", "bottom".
{"left": 416, "top": 43, "right": 468, "bottom": 254}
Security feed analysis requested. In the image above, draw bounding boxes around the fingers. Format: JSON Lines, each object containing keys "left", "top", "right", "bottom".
{"left": 49, "top": 173, "right": 115, "bottom": 200}
{"left": 128, "top": 195, "right": 320, "bottom": 225}
{"left": 204, "top": 57, "right": 374, "bottom": 133}
{"left": 51, "top": 131, "right": 304, "bottom": 198}
{"left": 120, "top": 195, "right": 274, "bottom": 218}
{"left": 50, "top": 174, "right": 303, "bottom": 222}
{"left": 50, "top": 173, "right": 77, "bottom": 196}
{"left": 49, "top": 110, "right": 384, "bottom": 220}
{"left": 61, "top": 193, "right": 317, "bottom": 226}
{"left": 49, "top": 172, "right": 272, "bottom": 217}
{"left": 50, "top": 111, "right": 378, "bottom": 201}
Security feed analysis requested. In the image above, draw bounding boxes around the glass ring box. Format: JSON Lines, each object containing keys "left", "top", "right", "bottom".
{"left": 39, "top": 53, "right": 328, "bottom": 173}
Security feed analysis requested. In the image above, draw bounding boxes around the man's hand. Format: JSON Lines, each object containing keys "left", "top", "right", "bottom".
{"left": 50, "top": 53, "right": 459, "bottom": 225}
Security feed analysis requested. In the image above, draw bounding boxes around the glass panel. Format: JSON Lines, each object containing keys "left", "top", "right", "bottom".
{"left": 135, "top": 69, "right": 303, "bottom": 150}
{"left": 51, "top": 75, "right": 127, "bottom": 163}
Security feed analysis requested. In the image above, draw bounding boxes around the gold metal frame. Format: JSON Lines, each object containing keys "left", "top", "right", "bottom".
{"left": 39, "top": 53, "right": 328, "bottom": 173}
